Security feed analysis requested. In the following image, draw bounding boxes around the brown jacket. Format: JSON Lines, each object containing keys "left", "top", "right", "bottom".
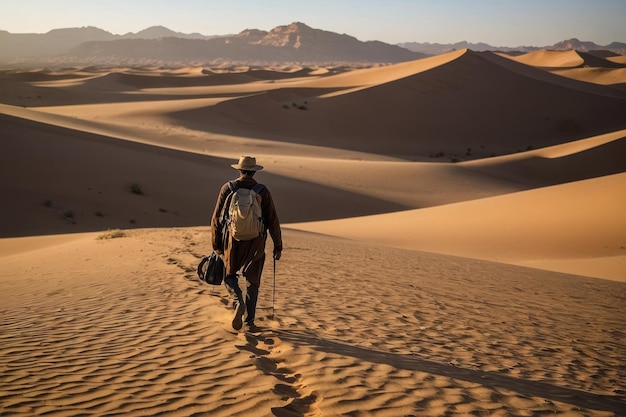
{"left": 211, "top": 175, "right": 282, "bottom": 277}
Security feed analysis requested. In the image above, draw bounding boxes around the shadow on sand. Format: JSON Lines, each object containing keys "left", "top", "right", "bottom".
{"left": 273, "top": 329, "right": 625, "bottom": 415}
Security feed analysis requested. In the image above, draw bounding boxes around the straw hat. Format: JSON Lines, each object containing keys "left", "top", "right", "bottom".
{"left": 231, "top": 156, "right": 264, "bottom": 171}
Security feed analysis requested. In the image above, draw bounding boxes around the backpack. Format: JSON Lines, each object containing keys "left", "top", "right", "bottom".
{"left": 197, "top": 251, "right": 225, "bottom": 285}
{"left": 221, "top": 181, "right": 266, "bottom": 241}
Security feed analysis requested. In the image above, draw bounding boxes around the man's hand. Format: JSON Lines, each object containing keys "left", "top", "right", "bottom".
{"left": 273, "top": 250, "right": 282, "bottom": 261}
{"left": 215, "top": 249, "right": 223, "bottom": 255}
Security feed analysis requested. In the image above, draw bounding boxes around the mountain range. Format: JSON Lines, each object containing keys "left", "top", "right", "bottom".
{"left": 1, "top": 22, "right": 624, "bottom": 66}
{"left": 399, "top": 39, "right": 626, "bottom": 56}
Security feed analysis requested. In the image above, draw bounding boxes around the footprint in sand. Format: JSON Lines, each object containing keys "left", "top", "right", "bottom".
{"left": 237, "top": 334, "right": 321, "bottom": 416}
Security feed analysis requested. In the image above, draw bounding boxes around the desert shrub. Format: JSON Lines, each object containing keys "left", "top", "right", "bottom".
{"left": 96, "top": 229, "right": 126, "bottom": 240}
{"left": 42, "top": 199, "right": 53, "bottom": 207}
{"left": 62, "top": 209, "right": 76, "bottom": 224}
{"left": 130, "top": 183, "right": 144, "bottom": 195}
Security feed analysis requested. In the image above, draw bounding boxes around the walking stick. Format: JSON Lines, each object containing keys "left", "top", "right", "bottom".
{"left": 271, "top": 256, "right": 276, "bottom": 320}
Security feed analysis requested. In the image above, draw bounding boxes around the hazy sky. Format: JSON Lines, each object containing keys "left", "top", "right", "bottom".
{"left": 1, "top": 0, "right": 624, "bottom": 46}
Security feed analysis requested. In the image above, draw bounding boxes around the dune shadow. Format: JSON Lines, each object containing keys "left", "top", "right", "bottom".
{"left": 272, "top": 329, "right": 626, "bottom": 415}
{"left": 0, "top": 112, "right": 410, "bottom": 238}
{"left": 463, "top": 134, "right": 626, "bottom": 187}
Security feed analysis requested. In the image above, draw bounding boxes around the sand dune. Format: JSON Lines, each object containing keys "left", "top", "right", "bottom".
{"left": 462, "top": 129, "right": 626, "bottom": 186}
{"left": 288, "top": 172, "right": 626, "bottom": 281}
{"left": 170, "top": 50, "right": 626, "bottom": 160}
{"left": 1, "top": 228, "right": 624, "bottom": 416}
{"left": 501, "top": 50, "right": 586, "bottom": 68}
{"left": 498, "top": 50, "right": 626, "bottom": 90}
{"left": 608, "top": 55, "right": 626, "bottom": 65}
{"left": 550, "top": 67, "right": 626, "bottom": 89}
{"left": 1, "top": 48, "right": 625, "bottom": 416}
{"left": 501, "top": 49, "right": 626, "bottom": 69}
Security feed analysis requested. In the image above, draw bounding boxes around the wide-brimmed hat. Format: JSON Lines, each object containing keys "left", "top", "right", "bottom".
{"left": 231, "top": 156, "right": 264, "bottom": 171}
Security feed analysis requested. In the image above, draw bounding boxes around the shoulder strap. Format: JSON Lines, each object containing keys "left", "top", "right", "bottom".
{"left": 219, "top": 181, "right": 238, "bottom": 222}
{"left": 220, "top": 182, "right": 263, "bottom": 221}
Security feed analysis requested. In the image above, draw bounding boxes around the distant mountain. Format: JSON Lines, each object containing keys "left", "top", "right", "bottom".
{"left": 122, "top": 25, "right": 215, "bottom": 40}
{"left": 0, "top": 22, "right": 422, "bottom": 65}
{"left": 0, "top": 26, "right": 116, "bottom": 57}
{"left": 0, "top": 25, "right": 222, "bottom": 59}
{"left": 399, "top": 38, "right": 626, "bottom": 56}
{"left": 1, "top": 24, "right": 623, "bottom": 66}
{"left": 397, "top": 41, "right": 499, "bottom": 55}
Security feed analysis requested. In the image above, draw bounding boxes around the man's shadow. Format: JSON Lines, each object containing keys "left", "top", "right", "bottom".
{"left": 272, "top": 329, "right": 625, "bottom": 415}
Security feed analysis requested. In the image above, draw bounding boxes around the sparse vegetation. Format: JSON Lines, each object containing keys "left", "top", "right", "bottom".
{"left": 96, "top": 229, "right": 126, "bottom": 240}
{"left": 130, "top": 183, "right": 144, "bottom": 195}
{"left": 62, "top": 209, "right": 76, "bottom": 224}
{"left": 287, "top": 101, "right": 308, "bottom": 110}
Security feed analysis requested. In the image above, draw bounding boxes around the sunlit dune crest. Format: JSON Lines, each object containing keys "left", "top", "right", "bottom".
{"left": 497, "top": 49, "right": 626, "bottom": 88}
{"left": 607, "top": 54, "right": 626, "bottom": 65}
{"left": 502, "top": 49, "right": 587, "bottom": 68}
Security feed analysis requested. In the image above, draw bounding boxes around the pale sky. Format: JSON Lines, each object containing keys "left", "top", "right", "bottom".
{"left": 1, "top": 0, "right": 624, "bottom": 47}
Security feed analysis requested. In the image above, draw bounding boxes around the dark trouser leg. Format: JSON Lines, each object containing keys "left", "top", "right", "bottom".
{"left": 225, "top": 273, "right": 246, "bottom": 330}
{"left": 224, "top": 273, "right": 244, "bottom": 306}
{"left": 245, "top": 282, "right": 259, "bottom": 325}
{"left": 243, "top": 251, "right": 265, "bottom": 325}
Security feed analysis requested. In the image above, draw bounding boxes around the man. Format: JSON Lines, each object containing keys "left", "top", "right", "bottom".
{"left": 211, "top": 156, "right": 282, "bottom": 331}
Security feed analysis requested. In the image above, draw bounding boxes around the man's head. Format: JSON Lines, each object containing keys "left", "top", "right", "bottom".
{"left": 231, "top": 156, "right": 263, "bottom": 175}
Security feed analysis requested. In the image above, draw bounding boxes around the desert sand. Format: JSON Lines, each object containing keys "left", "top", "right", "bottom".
{"left": 1, "top": 49, "right": 625, "bottom": 416}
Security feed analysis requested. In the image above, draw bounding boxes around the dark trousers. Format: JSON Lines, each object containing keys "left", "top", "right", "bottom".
{"left": 223, "top": 233, "right": 267, "bottom": 324}
{"left": 225, "top": 274, "right": 260, "bottom": 325}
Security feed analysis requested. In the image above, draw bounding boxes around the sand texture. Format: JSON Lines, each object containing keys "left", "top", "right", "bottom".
{"left": 1, "top": 49, "right": 625, "bottom": 416}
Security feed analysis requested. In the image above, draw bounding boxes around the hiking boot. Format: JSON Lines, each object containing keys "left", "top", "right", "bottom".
{"left": 245, "top": 322, "right": 261, "bottom": 333}
{"left": 232, "top": 300, "right": 246, "bottom": 330}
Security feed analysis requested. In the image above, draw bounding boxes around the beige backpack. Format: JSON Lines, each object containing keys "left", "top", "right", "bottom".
{"left": 222, "top": 181, "right": 265, "bottom": 241}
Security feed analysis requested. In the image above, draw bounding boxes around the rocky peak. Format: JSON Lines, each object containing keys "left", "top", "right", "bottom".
{"left": 552, "top": 38, "right": 598, "bottom": 52}
{"left": 253, "top": 21, "right": 361, "bottom": 50}
{"left": 236, "top": 28, "right": 268, "bottom": 43}
{"left": 254, "top": 22, "right": 320, "bottom": 48}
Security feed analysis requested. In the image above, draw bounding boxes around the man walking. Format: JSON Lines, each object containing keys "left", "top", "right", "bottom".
{"left": 211, "top": 156, "right": 282, "bottom": 331}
